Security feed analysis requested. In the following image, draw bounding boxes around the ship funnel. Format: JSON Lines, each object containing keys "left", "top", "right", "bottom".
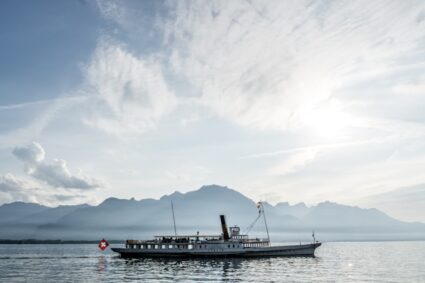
{"left": 220, "top": 215, "right": 230, "bottom": 241}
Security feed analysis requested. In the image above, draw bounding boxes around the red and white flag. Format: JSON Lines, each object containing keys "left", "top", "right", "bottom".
{"left": 256, "top": 202, "right": 262, "bottom": 214}
{"left": 98, "top": 238, "right": 109, "bottom": 251}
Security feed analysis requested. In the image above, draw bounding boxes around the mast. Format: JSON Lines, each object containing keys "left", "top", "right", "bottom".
{"left": 260, "top": 202, "right": 270, "bottom": 244}
{"left": 171, "top": 200, "right": 177, "bottom": 236}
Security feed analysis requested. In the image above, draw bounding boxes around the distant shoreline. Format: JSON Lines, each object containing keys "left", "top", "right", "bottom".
{"left": 0, "top": 239, "right": 123, "bottom": 244}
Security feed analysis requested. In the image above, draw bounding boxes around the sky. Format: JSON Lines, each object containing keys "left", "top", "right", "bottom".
{"left": 1, "top": 0, "right": 425, "bottom": 222}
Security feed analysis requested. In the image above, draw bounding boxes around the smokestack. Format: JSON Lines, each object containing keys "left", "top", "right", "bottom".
{"left": 220, "top": 215, "right": 230, "bottom": 241}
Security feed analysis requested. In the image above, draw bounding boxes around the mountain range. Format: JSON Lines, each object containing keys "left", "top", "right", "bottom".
{"left": 1, "top": 185, "right": 424, "bottom": 241}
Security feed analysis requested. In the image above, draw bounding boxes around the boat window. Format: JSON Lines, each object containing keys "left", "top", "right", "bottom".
{"left": 162, "top": 245, "right": 166, "bottom": 249}
{"left": 228, "top": 245, "right": 230, "bottom": 248}
{"left": 169, "top": 245, "right": 173, "bottom": 249}
{"left": 188, "top": 244, "right": 193, "bottom": 250}
{"left": 232, "top": 245, "right": 235, "bottom": 248}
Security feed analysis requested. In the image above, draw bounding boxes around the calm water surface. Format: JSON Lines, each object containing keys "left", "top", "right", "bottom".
{"left": 0, "top": 241, "right": 424, "bottom": 282}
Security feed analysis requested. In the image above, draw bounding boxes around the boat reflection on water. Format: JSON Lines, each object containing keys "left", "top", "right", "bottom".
{"left": 119, "top": 255, "right": 322, "bottom": 281}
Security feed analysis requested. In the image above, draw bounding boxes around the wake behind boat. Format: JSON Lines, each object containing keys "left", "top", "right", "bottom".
{"left": 111, "top": 202, "right": 321, "bottom": 258}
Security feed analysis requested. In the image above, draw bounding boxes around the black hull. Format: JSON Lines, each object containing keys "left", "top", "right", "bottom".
{"left": 112, "top": 243, "right": 321, "bottom": 258}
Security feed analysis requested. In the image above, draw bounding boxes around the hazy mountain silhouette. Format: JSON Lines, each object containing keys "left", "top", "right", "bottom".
{"left": 0, "top": 203, "right": 89, "bottom": 238}
{"left": 275, "top": 202, "right": 309, "bottom": 218}
{"left": 0, "top": 202, "right": 48, "bottom": 224}
{"left": 0, "top": 185, "right": 424, "bottom": 241}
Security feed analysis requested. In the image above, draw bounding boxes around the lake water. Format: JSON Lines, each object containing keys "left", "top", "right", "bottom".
{"left": 0, "top": 241, "right": 424, "bottom": 282}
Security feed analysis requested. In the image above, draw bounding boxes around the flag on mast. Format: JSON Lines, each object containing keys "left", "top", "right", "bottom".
{"left": 256, "top": 202, "right": 262, "bottom": 214}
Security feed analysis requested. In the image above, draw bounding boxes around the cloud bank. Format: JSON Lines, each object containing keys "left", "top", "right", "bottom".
{"left": 0, "top": 173, "right": 39, "bottom": 203}
{"left": 13, "top": 142, "right": 103, "bottom": 190}
{"left": 1, "top": 0, "right": 425, "bottom": 219}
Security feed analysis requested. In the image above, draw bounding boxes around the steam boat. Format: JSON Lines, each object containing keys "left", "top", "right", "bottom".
{"left": 111, "top": 202, "right": 321, "bottom": 258}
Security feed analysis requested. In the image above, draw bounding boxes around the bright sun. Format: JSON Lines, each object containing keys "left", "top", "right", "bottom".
{"left": 301, "top": 99, "right": 351, "bottom": 139}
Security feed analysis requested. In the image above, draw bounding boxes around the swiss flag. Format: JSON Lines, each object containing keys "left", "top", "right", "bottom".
{"left": 98, "top": 239, "right": 109, "bottom": 251}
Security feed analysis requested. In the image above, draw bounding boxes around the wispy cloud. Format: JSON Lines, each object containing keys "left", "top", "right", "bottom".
{"left": 91, "top": 0, "right": 425, "bottom": 137}
{"left": 160, "top": 0, "right": 425, "bottom": 133}
{"left": 267, "top": 149, "right": 317, "bottom": 176}
{"left": 96, "top": 0, "right": 128, "bottom": 27}
{"left": 241, "top": 136, "right": 397, "bottom": 159}
{"left": 0, "top": 96, "right": 87, "bottom": 111}
{"left": 82, "top": 39, "right": 177, "bottom": 135}
{"left": 0, "top": 95, "right": 88, "bottom": 149}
